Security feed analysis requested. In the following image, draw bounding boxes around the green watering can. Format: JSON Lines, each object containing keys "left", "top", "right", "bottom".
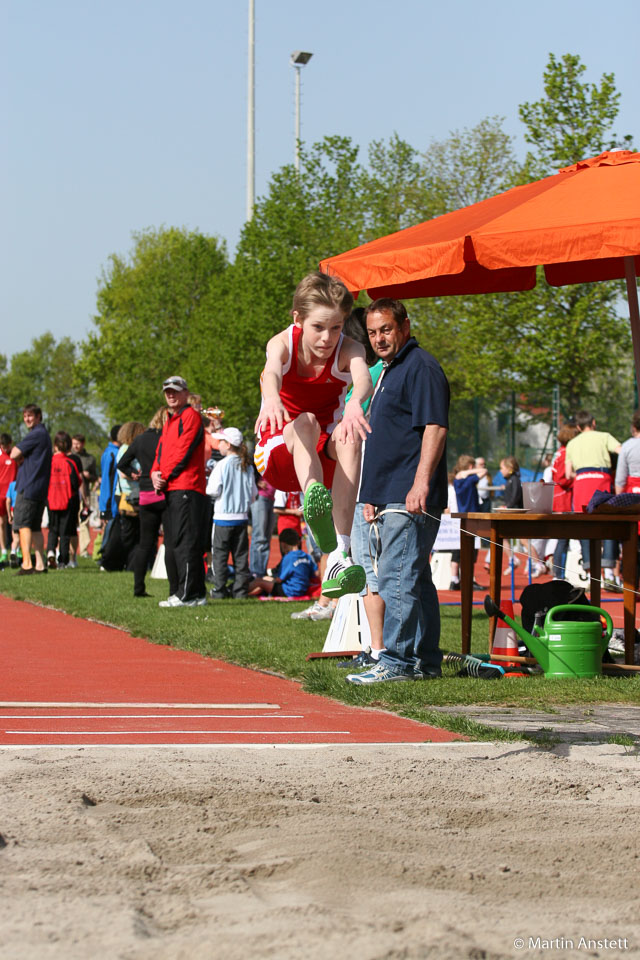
{"left": 484, "top": 596, "right": 613, "bottom": 679}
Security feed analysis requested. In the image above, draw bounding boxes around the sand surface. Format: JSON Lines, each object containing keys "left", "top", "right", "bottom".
{"left": 1, "top": 742, "right": 638, "bottom": 959}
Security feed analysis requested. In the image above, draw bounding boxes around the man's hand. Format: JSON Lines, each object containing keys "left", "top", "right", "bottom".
{"left": 362, "top": 503, "right": 376, "bottom": 523}
{"left": 406, "top": 481, "right": 430, "bottom": 515}
{"left": 255, "top": 396, "right": 291, "bottom": 435}
{"left": 334, "top": 398, "right": 371, "bottom": 444}
{"left": 151, "top": 470, "right": 166, "bottom": 492}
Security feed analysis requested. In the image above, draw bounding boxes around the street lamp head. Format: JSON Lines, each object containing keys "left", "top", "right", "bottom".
{"left": 290, "top": 50, "right": 313, "bottom": 66}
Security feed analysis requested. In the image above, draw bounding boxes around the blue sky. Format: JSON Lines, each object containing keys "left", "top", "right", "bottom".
{"left": 2, "top": 0, "right": 638, "bottom": 359}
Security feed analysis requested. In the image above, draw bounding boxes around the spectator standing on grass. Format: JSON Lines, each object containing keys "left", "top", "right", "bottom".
{"left": 152, "top": 376, "right": 207, "bottom": 608}
{"left": 98, "top": 426, "right": 121, "bottom": 554}
{"left": 10, "top": 404, "right": 52, "bottom": 575}
{"left": 336, "top": 306, "right": 386, "bottom": 663}
{"left": 0, "top": 433, "right": 17, "bottom": 564}
{"left": 46, "top": 431, "right": 81, "bottom": 569}
{"left": 345, "top": 298, "right": 449, "bottom": 685}
{"left": 451, "top": 454, "right": 487, "bottom": 592}
{"left": 71, "top": 434, "right": 97, "bottom": 558}
{"left": 118, "top": 408, "right": 166, "bottom": 598}
{"left": 5, "top": 478, "right": 20, "bottom": 565}
{"left": 475, "top": 456, "right": 491, "bottom": 513}
{"left": 499, "top": 456, "right": 546, "bottom": 577}
{"left": 565, "top": 409, "right": 620, "bottom": 582}
{"left": 207, "top": 427, "right": 257, "bottom": 600}
{"left": 550, "top": 424, "right": 578, "bottom": 579}
{"left": 615, "top": 411, "right": 640, "bottom": 495}
{"left": 249, "top": 474, "right": 276, "bottom": 578}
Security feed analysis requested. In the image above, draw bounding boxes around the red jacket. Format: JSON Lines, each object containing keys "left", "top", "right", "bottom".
{"left": 551, "top": 446, "right": 573, "bottom": 512}
{"left": 152, "top": 404, "right": 205, "bottom": 494}
{"left": 48, "top": 451, "right": 80, "bottom": 511}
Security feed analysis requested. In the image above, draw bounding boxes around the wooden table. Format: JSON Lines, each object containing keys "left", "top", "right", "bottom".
{"left": 452, "top": 511, "right": 639, "bottom": 665}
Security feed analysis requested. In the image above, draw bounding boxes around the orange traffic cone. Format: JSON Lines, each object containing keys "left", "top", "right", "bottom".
{"left": 490, "top": 600, "right": 521, "bottom": 668}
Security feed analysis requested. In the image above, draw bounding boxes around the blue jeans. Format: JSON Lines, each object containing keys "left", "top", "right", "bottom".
{"left": 580, "top": 539, "right": 619, "bottom": 571}
{"left": 552, "top": 539, "right": 569, "bottom": 579}
{"left": 250, "top": 496, "right": 274, "bottom": 577}
{"left": 351, "top": 502, "right": 379, "bottom": 595}
{"left": 373, "top": 504, "right": 443, "bottom": 677}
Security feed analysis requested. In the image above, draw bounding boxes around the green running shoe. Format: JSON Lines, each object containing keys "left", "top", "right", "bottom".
{"left": 322, "top": 550, "right": 366, "bottom": 598}
{"left": 303, "top": 481, "right": 337, "bottom": 553}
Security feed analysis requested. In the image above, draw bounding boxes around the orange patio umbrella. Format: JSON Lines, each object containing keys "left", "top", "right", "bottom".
{"left": 319, "top": 150, "right": 640, "bottom": 394}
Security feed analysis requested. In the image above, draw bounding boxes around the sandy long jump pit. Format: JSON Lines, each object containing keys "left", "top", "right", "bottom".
{"left": 1, "top": 741, "right": 638, "bottom": 959}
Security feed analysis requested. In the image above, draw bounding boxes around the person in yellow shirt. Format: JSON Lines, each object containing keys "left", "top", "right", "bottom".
{"left": 565, "top": 410, "right": 621, "bottom": 581}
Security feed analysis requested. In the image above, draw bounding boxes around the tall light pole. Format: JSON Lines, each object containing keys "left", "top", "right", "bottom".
{"left": 246, "top": 0, "right": 255, "bottom": 220}
{"left": 290, "top": 50, "right": 312, "bottom": 172}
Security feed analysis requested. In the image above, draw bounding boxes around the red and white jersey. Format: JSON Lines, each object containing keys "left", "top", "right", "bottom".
{"left": 257, "top": 324, "right": 352, "bottom": 442}
{"left": 0, "top": 454, "right": 17, "bottom": 497}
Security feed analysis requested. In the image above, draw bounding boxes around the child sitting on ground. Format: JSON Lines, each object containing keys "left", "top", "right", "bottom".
{"left": 249, "top": 528, "right": 318, "bottom": 598}
{"left": 254, "top": 271, "right": 373, "bottom": 598}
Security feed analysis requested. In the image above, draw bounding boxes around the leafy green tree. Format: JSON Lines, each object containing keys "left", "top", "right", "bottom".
{"left": 519, "top": 53, "right": 634, "bottom": 179}
{"left": 81, "top": 227, "right": 228, "bottom": 422}
{"left": 515, "top": 52, "right": 634, "bottom": 427}
{"left": 0, "top": 334, "right": 104, "bottom": 445}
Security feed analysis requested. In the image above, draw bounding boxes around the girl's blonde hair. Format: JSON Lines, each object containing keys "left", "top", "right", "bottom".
{"left": 149, "top": 407, "right": 168, "bottom": 430}
{"left": 500, "top": 455, "right": 519, "bottom": 476}
{"left": 117, "top": 421, "right": 145, "bottom": 446}
{"left": 291, "top": 271, "right": 353, "bottom": 320}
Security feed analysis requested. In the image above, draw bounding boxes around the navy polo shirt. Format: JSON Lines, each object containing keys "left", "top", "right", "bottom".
{"left": 16, "top": 422, "right": 52, "bottom": 501}
{"left": 359, "top": 338, "right": 449, "bottom": 509}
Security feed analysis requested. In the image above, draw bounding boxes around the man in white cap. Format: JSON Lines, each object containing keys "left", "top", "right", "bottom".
{"left": 151, "top": 376, "right": 207, "bottom": 607}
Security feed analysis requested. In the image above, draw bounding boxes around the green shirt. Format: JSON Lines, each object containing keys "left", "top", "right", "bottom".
{"left": 565, "top": 430, "right": 620, "bottom": 471}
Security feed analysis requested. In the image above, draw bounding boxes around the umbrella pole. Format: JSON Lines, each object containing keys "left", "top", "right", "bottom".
{"left": 625, "top": 256, "right": 640, "bottom": 403}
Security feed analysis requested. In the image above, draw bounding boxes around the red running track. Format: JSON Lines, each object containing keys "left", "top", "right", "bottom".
{"left": 0, "top": 596, "right": 461, "bottom": 746}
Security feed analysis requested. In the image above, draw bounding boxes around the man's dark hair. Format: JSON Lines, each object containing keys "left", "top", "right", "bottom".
{"left": 631, "top": 411, "right": 640, "bottom": 433}
{"left": 344, "top": 307, "right": 377, "bottom": 366}
{"left": 72, "top": 433, "right": 85, "bottom": 444}
{"left": 110, "top": 424, "right": 122, "bottom": 442}
{"left": 22, "top": 403, "right": 42, "bottom": 418}
{"left": 279, "top": 528, "right": 301, "bottom": 548}
{"left": 364, "top": 298, "right": 408, "bottom": 326}
{"left": 0, "top": 433, "right": 11, "bottom": 447}
{"left": 576, "top": 410, "right": 594, "bottom": 430}
{"left": 54, "top": 430, "right": 71, "bottom": 453}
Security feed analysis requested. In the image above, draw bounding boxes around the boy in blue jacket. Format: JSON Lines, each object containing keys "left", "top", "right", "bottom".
{"left": 249, "top": 528, "right": 318, "bottom": 598}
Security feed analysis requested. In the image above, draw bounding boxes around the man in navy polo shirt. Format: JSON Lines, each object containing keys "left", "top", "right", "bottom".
{"left": 10, "top": 403, "right": 52, "bottom": 575}
{"left": 346, "top": 299, "right": 449, "bottom": 684}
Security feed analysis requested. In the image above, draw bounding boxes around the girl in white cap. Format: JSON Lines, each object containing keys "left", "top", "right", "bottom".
{"left": 206, "top": 428, "right": 257, "bottom": 599}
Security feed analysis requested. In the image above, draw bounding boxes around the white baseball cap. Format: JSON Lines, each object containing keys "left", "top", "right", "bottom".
{"left": 212, "top": 427, "right": 243, "bottom": 447}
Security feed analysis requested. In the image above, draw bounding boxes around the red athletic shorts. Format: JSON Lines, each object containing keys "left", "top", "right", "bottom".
{"left": 0, "top": 498, "right": 7, "bottom": 518}
{"left": 572, "top": 468, "right": 612, "bottom": 512}
{"left": 254, "top": 426, "right": 336, "bottom": 494}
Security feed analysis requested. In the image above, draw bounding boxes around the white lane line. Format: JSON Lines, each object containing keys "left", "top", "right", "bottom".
{"left": 0, "top": 702, "right": 280, "bottom": 709}
{"left": 2, "top": 714, "right": 302, "bottom": 720}
{"left": 6, "top": 730, "right": 351, "bottom": 736}
{"left": 0, "top": 742, "right": 468, "bottom": 750}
